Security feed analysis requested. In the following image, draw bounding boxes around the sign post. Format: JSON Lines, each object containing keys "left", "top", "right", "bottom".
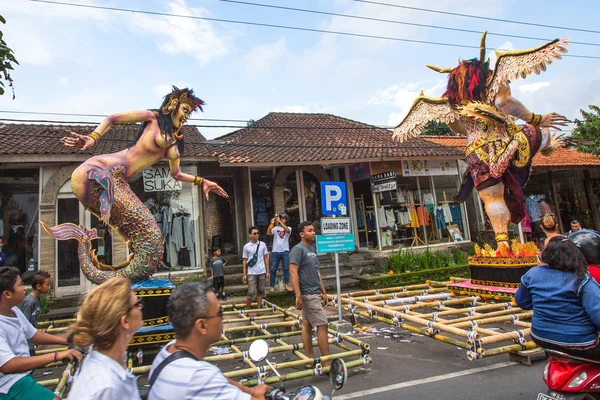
{"left": 319, "top": 182, "right": 350, "bottom": 323}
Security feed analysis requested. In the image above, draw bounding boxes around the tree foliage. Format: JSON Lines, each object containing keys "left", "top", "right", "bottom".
{"left": 572, "top": 105, "right": 600, "bottom": 155}
{"left": 0, "top": 15, "right": 18, "bottom": 99}
{"left": 421, "top": 121, "right": 457, "bottom": 136}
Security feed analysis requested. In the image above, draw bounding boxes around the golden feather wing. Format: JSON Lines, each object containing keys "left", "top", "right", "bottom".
{"left": 392, "top": 95, "right": 454, "bottom": 142}
{"left": 487, "top": 38, "right": 570, "bottom": 102}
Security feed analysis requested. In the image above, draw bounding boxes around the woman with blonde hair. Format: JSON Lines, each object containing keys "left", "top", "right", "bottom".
{"left": 540, "top": 214, "right": 564, "bottom": 249}
{"left": 67, "top": 276, "right": 144, "bottom": 400}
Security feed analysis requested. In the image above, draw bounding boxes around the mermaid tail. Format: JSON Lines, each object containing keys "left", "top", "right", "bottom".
{"left": 42, "top": 166, "right": 164, "bottom": 285}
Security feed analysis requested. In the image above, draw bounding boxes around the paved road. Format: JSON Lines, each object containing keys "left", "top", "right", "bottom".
{"left": 282, "top": 322, "right": 547, "bottom": 400}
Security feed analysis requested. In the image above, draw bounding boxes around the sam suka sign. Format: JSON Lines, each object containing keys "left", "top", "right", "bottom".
{"left": 320, "top": 217, "right": 351, "bottom": 235}
{"left": 143, "top": 167, "right": 183, "bottom": 192}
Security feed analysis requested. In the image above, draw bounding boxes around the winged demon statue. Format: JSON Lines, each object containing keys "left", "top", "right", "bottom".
{"left": 393, "top": 31, "right": 570, "bottom": 252}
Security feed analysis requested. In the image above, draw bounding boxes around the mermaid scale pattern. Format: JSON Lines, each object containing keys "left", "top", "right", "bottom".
{"left": 43, "top": 166, "right": 164, "bottom": 284}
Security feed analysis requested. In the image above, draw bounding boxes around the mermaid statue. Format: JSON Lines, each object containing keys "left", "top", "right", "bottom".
{"left": 42, "top": 86, "right": 228, "bottom": 284}
{"left": 393, "top": 32, "right": 569, "bottom": 252}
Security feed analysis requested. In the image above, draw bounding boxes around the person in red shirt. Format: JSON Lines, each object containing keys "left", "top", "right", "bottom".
{"left": 569, "top": 230, "right": 600, "bottom": 283}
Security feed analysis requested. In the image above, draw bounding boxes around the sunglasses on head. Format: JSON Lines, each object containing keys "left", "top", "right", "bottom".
{"left": 127, "top": 296, "right": 144, "bottom": 313}
{"left": 202, "top": 305, "right": 224, "bottom": 320}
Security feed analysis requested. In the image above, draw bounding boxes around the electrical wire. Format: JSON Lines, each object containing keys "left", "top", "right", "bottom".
{"left": 0, "top": 110, "right": 251, "bottom": 123}
{"left": 219, "top": 0, "right": 600, "bottom": 47}
{"left": 351, "top": 0, "right": 600, "bottom": 35}
{"left": 25, "top": 0, "right": 600, "bottom": 59}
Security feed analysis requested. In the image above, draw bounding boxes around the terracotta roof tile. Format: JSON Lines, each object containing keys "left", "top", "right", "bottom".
{"left": 421, "top": 135, "right": 600, "bottom": 168}
{"left": 0, "top": 123, "right": 210, "bottom": 157}
{"left": 211, "top": 113, "right": 462, "bottom": 164}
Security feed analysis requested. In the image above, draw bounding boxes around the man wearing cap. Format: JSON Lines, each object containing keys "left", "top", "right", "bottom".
{"left": 267, "top": 213, "right": 292, "bottom": 292}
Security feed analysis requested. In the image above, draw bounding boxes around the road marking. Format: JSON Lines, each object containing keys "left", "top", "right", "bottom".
{"left": 336, "top": 361, "right": 519, "bottom": 399}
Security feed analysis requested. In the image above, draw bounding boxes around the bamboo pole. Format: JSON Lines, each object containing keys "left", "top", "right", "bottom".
{"left": 353, "top": 287, "right": 449, "bottom": 302}
{"left": 477, "top": 328, "right": 531, "bottom": 346}
{"left": 248, "top": 317, "right": 310, "bottom": 361}
{"left": 451, "top": 312, "right": 533, "bottom": 329}
{"left": 37, "top": 347, "right": 68, "bottom": 355}
{"left": 223, "top": 350, "right": 364, "bottom": 379}
{"left": 341, "top": 305, "right": 469, "bottom": 350}
{"left": 38, "top": 318, "right": 76, "bottom": 328}
{"left": 44, "top": 327, "right": 68, "bottom": 334}
{"left": 38, "top": 378, "right": 59, "bottom": 387}
{"left": 241, "top": 357, "right": 371, "bottom": 387}
{"left": 384, "top": 297, "right": 479, "bottom": 311}
{"left": 338, "top": 283, "right": 448, "bottom": 298}
{"left": 416, "top": 303, "right": 516, "bottom": 319}
{"left": 54, "top": 362, "right": 74, "bottom": 398}
{"left": 223, "top": 314, "right": 287, "bottom": 324}
{"left": 212, "top": 331, "right": 302, "bottom": 347}
{"left": 203, "top": 340, "right": 335, "bottom": 362}
{"left": 338, "top": 296, "right": 476, "bottom": 340}
{"left": 225, "top": 321, "right": 299, "bottom": 334}
{"left": 482, "top": 341, "right": 538, "bottom": 357}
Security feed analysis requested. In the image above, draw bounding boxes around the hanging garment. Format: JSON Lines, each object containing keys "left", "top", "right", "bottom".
{"left": 356, "top": 203, "right": 365, "bottom": 229}
{"left": 435, "top": 207, "right": 447, "bottom": 231}
{"left": 525, "top": 197, "right": 542, "bottom": 222}
{"left": 539, "top": 200, "right": 553, "bottom": 216}
{"left": 385, "top": 209, "right": 396, "bottom": 227}
{"left": 423, "top": 193, "right": 435, "bottom": 205}
{"left": 376, "top": 206, "right": 387, "bottom": 228}
{"left": 408, "top": 206, "right": 420, "bottom": 227}
{"left": 365, "top": 211, "right": 377, "bottom": 231}
{"left": 396, "top": 189, "right": 405, "bottom": 203}
{"left": 442, "top": 204, "right": 452, "bottom": 224}
{"left": 425, "top": 204, "right": 435, "bottom": 223}
{"left": 416, "top": 206, "right": 430, "bottom": 226}
{"left": 380, "top": 230, "right": 393, "bottom": 247}
{"left": 449, "top": 205, "right": 463, "bottom": 232}
{"left": 521, "top": 204, "right": 532, "bottom": 233}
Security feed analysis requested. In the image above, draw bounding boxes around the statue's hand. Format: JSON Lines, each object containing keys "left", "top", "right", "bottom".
{"left": 541, "top": 131, "right": 566, "bottom": 156}
{"left": 539, "top": 112, "right": 570, "bottom": 130}
{"left": 60, "top": 131, "right": 96, "bottom": 150}
{"left": 202, "top": 179, "right": 229, "bottom": 201}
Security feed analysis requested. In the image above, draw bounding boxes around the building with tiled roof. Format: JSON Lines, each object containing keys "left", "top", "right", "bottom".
{"left": 209, "top": 113, "right": 463, "bottom": 166}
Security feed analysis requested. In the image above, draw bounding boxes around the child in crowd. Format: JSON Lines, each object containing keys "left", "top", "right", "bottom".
{"left": 0, "top": 237, "right": 5, "bottom": 267}
{"left": 209, "top": 248, "right": 228, "bottom": 301}
{"left": 18, "top": 270, "right": 51, "bottom": 355}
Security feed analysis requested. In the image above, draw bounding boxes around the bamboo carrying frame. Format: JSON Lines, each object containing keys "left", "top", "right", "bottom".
{"left": 328, "top": 279, "right": 537, "bottom": 361}
{"left": 35, "top": 300, "right": 371, "bottom": 397}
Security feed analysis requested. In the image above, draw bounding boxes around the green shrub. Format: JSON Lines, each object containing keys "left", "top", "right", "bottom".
{"left": 39, "top": 295, "right": 49, "bottom": 316}
{"left": 386, "top": 247, "right": 467, "bottom": 275}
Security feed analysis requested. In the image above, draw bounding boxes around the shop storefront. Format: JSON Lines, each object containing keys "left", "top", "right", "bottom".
{"left": 0, "top": 168, "right": 40, "bottom": 274}
{"left": 349, "top": 159, "right": 470, "bottom": 251}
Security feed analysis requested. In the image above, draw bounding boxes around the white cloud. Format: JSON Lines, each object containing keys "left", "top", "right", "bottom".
{"left": 129, "top": 0, "right": 231, "bottom": 66}
{"left": 272, "top": 105, "right": 310, "bottom": 113}
{"left": 153, "top": 82, "right": 194, "bottom": 100}
{"left": 242, "top": 38, "right": 289, "bottom": 75}
{"left": 517, "top": 81, "right": 551, "bottom": 93}
{"left": 41, "top": 91, "right": 120, "bottom": 115}
{"left": 58, "top": 77, "right": 69, "bottom": 87}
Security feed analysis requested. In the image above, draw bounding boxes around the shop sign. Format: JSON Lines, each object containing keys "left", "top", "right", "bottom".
{"left": 320, "top": 217, "right": 352, "bottom": 234}
{"left": 370, "top": 161, "right": 403, "bottom": 176}
{"left": 316, "top": 234, "right": 356, "bottom": 253}
{"left": 371, "top": 171, "right": 397, "bottom": 193}
{"left": 143, "top": 167, "right": 183, "bottom": 192}
{"left": 403, "top": 159, "right": 457, "bottom": 176}
{"left": 348, "top": 163, "right": 371, "bottom": 182}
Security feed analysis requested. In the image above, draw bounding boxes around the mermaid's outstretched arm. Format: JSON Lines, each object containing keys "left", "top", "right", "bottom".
{"left": 167, "top": 145, "right": 229, "bottom": 200}
{"left": 60, "top": 110, "right": 157, "bottom": 149}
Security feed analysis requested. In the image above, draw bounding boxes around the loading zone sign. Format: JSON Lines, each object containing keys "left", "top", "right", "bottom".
{"left": 320, "top": 217, "right": 351, "bottom": 235}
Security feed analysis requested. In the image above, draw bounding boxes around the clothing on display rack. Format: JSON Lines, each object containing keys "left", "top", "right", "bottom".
{"left": 539, "top": 200, "right": 553, "bottom": 216}
{"left": 423, "top": 193, "right": 435, "bottom": 205}
{"left": 442, "top": 203, "right": 452, "bottom": 224}
{"left": 435, "top": 207, "right": 447, "bottom": 231}
{"left": 524, "top": 196, "right": 542, "bottom": 222}
{"left": 396, "top": 189, "right": 405, "bottom": 203}
{"left": 365, "top": 210, "right": 377, "bottom": 231}
{"left": 449, "top": 204, "right": 463, "bottom": 232}
{"left": 521, "top": 204, "right": 532, "bottom": 233}
{"left": 416, "top": 206, "right": 430, "bottom": 226}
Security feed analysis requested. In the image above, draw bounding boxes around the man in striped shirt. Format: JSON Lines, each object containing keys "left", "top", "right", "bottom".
{"left": 148, "top": 281, "right": 270, "bottom": 400}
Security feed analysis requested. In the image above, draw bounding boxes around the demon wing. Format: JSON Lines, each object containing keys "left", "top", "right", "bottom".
{"left": 487, "top": 38, "right": 569, "bottom": 102}
{"left": 392, "top": 94, "right": 455, "bottom": 142}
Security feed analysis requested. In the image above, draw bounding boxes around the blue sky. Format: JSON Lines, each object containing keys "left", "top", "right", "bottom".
{"left": 1, "top": 0, "right": 599, "bottom": 139}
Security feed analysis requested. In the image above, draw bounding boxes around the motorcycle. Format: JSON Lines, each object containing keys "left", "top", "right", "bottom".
{"left": 248, "top": 339, "right": 348, "bottom": 400}
{"left": 538, "top": 349, "right": 600, "bottom": 400}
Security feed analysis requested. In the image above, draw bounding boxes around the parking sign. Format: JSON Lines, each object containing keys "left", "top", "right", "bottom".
{"left": 320, "top": 181, "right": 347, "bottom": 215}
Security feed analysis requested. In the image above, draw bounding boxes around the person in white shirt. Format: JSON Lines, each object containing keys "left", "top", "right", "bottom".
{"left": 67, "top": 276, "right": 144, "bottom": 400}
{"left": 148, "top": 281, "right": 270, "bottom": 400}
{"left": 267, "top": 213, "right": 292, "bottom": 292}
{"left": 242, "top": 226, "right": 270, "bottom": 312}
{"left": 0, "top": 267, "right": 81, "bottom": 400}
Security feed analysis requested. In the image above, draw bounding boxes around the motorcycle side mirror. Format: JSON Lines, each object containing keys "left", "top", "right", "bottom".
{"left": 248, "top": 339, "right": 269, "bottom": 363}
{"left": 329, "top": 358, "right": 348, "bottom": 395}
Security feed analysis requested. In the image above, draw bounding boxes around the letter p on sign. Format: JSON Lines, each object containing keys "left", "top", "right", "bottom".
{"left": 320, "top": 181, "right": 347, "bottom": 216}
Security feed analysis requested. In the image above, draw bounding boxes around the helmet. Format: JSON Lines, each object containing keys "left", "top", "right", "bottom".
{"left": 568, "top": 229, "right": 600, "bottom": 265}
{"left": 279, "top": 212, "right": 290, "bottom": 221}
